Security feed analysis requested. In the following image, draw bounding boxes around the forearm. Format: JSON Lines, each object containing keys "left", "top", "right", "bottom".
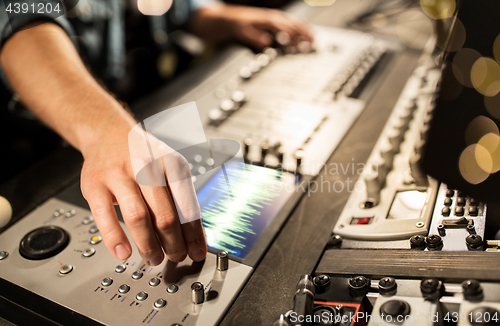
{"left": 0, "top": 22, "right": 135, "bottom": 156}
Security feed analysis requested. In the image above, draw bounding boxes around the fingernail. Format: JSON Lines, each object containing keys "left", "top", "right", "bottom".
{"left": 149, "top": 255, "right": 164, "bottom": 266}
{"left": 115, "top": 244, "right": 130, "bottom": 260}
{"left": 191, "top": 249, "right": 206, "bottom": 262}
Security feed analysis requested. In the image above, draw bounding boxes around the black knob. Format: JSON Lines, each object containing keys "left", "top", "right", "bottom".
{"left": 327, "top": 234, "right": 343, "bottom": 248}
{"left": 380, "top": 300, "right": 411, "bottom": 318}
{"left": 420, "top": 278, "right": 443, "bottom": 300}
{"left": 466, "top": 234, "right": 483, "bottom": 250}
{"left": 19, "top": 226, "right": 69, "bottom": 260}
{"left": 409, "top": 235, "right": 426, "bottom": 250}
{"left": 313, "top": 274, "right": 331, "bottom": 292}
{"left": 379, "top": 277, "right": 397, "bottom": 293}
{"left": 348, "top": 276, "right": 370, "bottom": 295}
{"left": 312, "top": 306, "right": 338, "bottom": 326}
{"left": 426, "top": 234, "right": 443, "bottom": 250}
{"left": 469, "top": 307, "right": 500, "bottom": 326}
{"left": 462, "top": 279, "right": 483, "bottom": 298}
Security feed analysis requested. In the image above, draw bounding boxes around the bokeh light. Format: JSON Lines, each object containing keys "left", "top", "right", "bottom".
{"left": 436, "top": 18, "right": 465, "bottom": 52}
{"left": 471, "top": 57, "right": 500, "bottom": 97}
{"left": 138, "top": 0, "right": 173, "bottom": 15}
{"left": 420, "top": 0, "right": 456, "bottom": 20}
{"left": 459, "top": 144, "right": 490, "bottom": 184}
{"left": 484, "top": 93, "right": 500, "bottom": 120}
{"left": 477, "top": 133, "right": 500, "bottom": 173}
{"left": 474, "top": 143, "right": 493, "bottom": 173}
{"left": 465, "top": 115, "right": 500, "bottom": 146}
{"left": 493, "top": 34, "right": 500, "bottom": 64}
{"left": 304, "top": 0, "right": 336, "bottom": 6}
{"left": 452, "top": 48, "right": 481, "bottom": 88}
{"left": 396, "top": 10, "right": 433, "bottom": 50}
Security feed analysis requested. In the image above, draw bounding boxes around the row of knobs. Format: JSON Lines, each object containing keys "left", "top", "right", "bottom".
{"left": 243, "top": 137, "right": 305, "bottom": 173}
{"left": 191, "top": 251, "right": 229, "bottom": 304}
{"left": 365, "top": 99, "right": 419, "bottom": 204}
{"left": 209, "top": 90, "right": 247, "bottom": 126}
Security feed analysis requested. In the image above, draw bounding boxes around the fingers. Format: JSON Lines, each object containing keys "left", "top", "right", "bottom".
{"left": 180, "top": 219, "right": 207, "bottom": 262}
{"left": 238, "top": 25, "right": 273, "bottom": 50}
{"left": 138, "top": 183, "right": 188, "bottom": 263}
{"left": 163, "top": 154, "right": 207, "bottom": 262}
{"left": 109, "top": 177, "right": 165, "bottom": 266}
{"left": 82, "top": 184, "right": 132, "bottom": 260}
{"left": 255, "top": 10, "right": 314, "bottom": 46}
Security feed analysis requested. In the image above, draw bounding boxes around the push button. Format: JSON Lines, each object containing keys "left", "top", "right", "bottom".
{"left": 154, "top": 298, "right": 167, "bottom": 309}
{"left": 167, "top": 284, "right": 179, "bottom": 294}
{"left": 82, "top": 216, "right": 94, "bottom": 225}
{"left": 0, "top": 251, "right": 8, "bottom": 260}
{"left": 82, "top": 248, "right": 95, "bottom": 258}
{"left": 469, "top": 206, "right": 479, "bottom": 216}
{"left": 59, "top": 264, "right": 73, "bottom": 275}
{"left": 457, "top": 197, "right": 466, "bottom": 206}
{"left": 101, "top": 277, "right": 113, "bottom": 287}
{"left": 132, "top": 271, "right": 143, "bottom": 280}
{"left": 445, "top": 189, "right": 455, "bottom": 197}
{"left": 455, "top": 206, "right": 465, "bottom": 216}
{"left": 89, "top": 225, "right": 99, "bottom": 234}
{"left": 149, "top": 277, "right": 161, "bottom": 287}
{"left": 441, "top": 207, "right": 451, "bottom": 217}
{"left": 136, "top": 291, "right": 148, "bottom": 301}
{"left": 443, "top": 198, "right": 452, "bottom": 206}
{"left": 115, "top": 265, "right": 126, "bottom": 273}
{"left": 90, "top": 235, "right": 102, "bottom": 245}
{"left": 118, "top": 284, "right": 130, "bottom": 294}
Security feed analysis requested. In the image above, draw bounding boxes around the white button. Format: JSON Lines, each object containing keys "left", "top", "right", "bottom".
{"left": 167, "top": 284, "right": 178, "bottom": 294}
{"left": 198, "top": 166, "right": 206, "bottom": 175}
{"left": 194, "top": 155, "right": 202, "bottom": 163}
{"left": 82, "top": 216, "right": 94, "bottom": 225}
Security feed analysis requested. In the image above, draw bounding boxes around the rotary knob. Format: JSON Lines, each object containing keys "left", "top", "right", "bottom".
{"left": 217, "top": 250, "right": 229, "bottom": 271}
{"left": 208, "top": 108, "right": 224, "bottom": 125}
{"left": 191, "top": 282, "right": 204, "bottom": 304}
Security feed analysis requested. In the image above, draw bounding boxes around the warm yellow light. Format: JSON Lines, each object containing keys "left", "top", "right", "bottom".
{"left": 459, "top": 144, "right": 490, "bottom": 184}
{"left": 465, "top": 115, "right": 500, "bottom": 146}
{"left": 420, "top": 0, "right": 456, "bottom": 20}
{"left": 138, "top": 0, "right": 173, "bottom": 16}
{"left": 471, "top": 57, "right": 500, "bottom": 97}
{"left": 477, "top": 133, "right": 500, "bottom": 173}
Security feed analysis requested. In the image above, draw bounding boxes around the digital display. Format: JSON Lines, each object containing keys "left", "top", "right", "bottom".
{"left": 387, "top": 190, "right": 427, "bottom": 220}
{"left": 197, "top": 161, "right": 297, "bottom": 259}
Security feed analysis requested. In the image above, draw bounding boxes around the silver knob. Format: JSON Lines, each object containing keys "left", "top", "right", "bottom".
{"left": 243, "top": 138, "right": 252, "bottom": 158}
{"left": 217, "top": 251, "right": 229, "bottom": 271}
{"left": 191, "top": 282, "right": 204, "bottom": 304}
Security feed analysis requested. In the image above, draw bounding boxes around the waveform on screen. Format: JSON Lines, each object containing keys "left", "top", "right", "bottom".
{"left": 200, "top": 163, "right": 288, "bottom": 257}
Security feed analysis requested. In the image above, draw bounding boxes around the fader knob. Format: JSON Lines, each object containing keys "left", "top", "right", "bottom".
{"left": 217, "top": 250, "right": 229, "bottom": 271}
{"left": 208, "top": 108, "right": 224, "bottom": 125}
{"left": 0, "top": 196, "right": 12, "bottom": 228}
{"left": 256, "top": 53, "right": 270, "bottom": 67}
{"left": 276, "top": 147, "right": 284, "bottom": 165}
{"left": 387, "top": 128, "right": 404, "bottom": 152}
{"left": 379, "top": 140, "right": 395, "bottom": 170}
{"left": 261, "top": 141, "right": 270, "bottom": 163}
{"left": 191, "top": 282, "right": 204, "bottom": 304}
{"left": 220, "top": 99, "right": 235, "bottom": 112}
{"left": 243, "top": 138, "right": 252, "bottom": 158}
{"left": 409, "top": 153, "right": 428, "bottom": 187}
{"left": 231, "top": 90, "right": 247, "bottom": 105}
{"left": 365, "top": 170, "right": 382, "bottom": 204}
{"left": 294, "top": 149, "right": 305, "bottom": 173}
{"left": 239, "top": 66, "right": 253, "bottom": 80}
{"left": 264, "top": 47, "right": 279, "bottom": 61}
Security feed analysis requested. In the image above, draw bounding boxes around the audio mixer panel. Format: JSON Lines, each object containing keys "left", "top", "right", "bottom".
{"left": 0, "top": 25, "right": 400, "bottom": 325}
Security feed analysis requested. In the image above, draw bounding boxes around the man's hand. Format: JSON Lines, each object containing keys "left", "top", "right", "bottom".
{"left": 0, "top": 23, "right": 207, "bottom": 266}
{"left": 80, "top": 129, "right": 207, "bottom": 266}
{"left": 190, "top": 3, "right": 314, "bottom": 50}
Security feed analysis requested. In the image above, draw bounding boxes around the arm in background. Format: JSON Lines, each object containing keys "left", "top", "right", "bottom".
{"left": 0, "top": 22, "right": 207, "bottom": 266}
